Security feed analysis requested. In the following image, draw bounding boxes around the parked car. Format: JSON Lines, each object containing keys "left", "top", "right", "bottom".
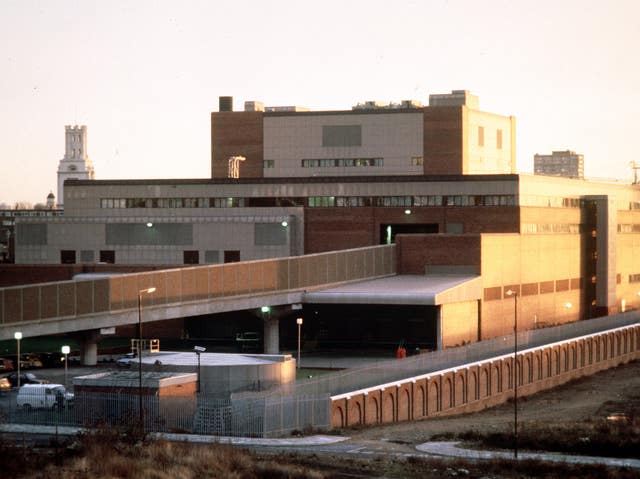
{"left": 17, "top": 384, "right": 73, "bottom": 410}
{"left": 38, "top": 352, "right": 66, "bottom": 368}
{"left": 0, "top": 358, "right": 14, "bottom": 371}
{"left": 20, "top": 354, "right": 43, "bottom": 369}
{"left": 6, "top": 372, "right": 48, "bottom": 388}
{"left": 0, "top": 377, "right": 11, "bottom": 393}
{"left": 235, "top": 331, "right": 262, "bottom": 352}
{"left": 116, "top": 352, "right": 136, "bottom": 368}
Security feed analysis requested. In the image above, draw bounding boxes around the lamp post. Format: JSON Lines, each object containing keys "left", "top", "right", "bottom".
{"left": 296, "top": 317, "right": 303, "bottom": 369}
{"left": 137, "top": 287, "right": 156, "bottom": 433}
{"left": 61, "top": 345, "right": 70, "bottom": 388}
{"left": 194, "top": 346, "right": 206, "bottom": 393}
{"left": 505, "top": 289, "right": 518, "bottom": 459}
{"left": 14, "top": 332, "right": 22, "bottom": 388}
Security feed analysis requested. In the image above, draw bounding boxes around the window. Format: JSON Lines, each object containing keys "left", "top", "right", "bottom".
{"left": 322, "top": 125, "right": 362, "bottom": 147}
{"left": 183, "top": 250, "right": 199, "bottom": 264}
{"left": 263, "top": 160, "right": 275, "bottom": 169}
{"left": 100, "top": 250, "right": 115, "bottom": 263}
{"left": 224, "top": 250, "right": 240, "bottom": 263}
{"left": 60, "top": 250, "right": 76, "bottom": 264}
{"left": 478, "top": 126, "right": 485, "bottom": 146}
{"left": 496, "top": 129, "right": 503, "bottom": 149}
{"left": 411, "top": 156, "right": 424, "bottom": 166}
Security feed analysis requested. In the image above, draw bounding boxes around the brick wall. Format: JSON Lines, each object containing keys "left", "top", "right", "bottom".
{"left": 330, "top": 324, "right": 639, "bottom": 429}
{"left": 211, "top": 111, "right": 264, "bottom": 179}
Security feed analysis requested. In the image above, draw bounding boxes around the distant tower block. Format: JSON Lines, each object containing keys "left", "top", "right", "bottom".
{"left": 228, "top": 156, "right": 246, "bottom": 178}
{"left": 57, "top": 125, "right": 95, "bottom": 208}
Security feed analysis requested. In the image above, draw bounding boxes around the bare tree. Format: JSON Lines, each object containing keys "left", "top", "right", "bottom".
{"left": 14, "top": 201, "right": 34, "bottom": 210}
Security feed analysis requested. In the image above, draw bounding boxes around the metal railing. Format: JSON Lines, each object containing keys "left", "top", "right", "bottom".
{"left": 266, "top": 311, "right": 640, "bottom": 398}
{"left": 0, "top": 390, "right": 329, "bottom": 438}
{"left": 1, "top": 311, "right": 636, "bottom": 437}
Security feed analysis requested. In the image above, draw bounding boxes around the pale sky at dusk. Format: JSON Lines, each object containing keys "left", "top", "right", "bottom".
{"left": 1, "top": 0, "right": 639, "bottom": 206}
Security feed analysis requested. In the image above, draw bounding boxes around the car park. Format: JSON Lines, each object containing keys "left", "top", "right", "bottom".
{"left": 0, "top": 358, "right": 14, "bottom": 371}
{"left": 16, "top": 384, "right": 73, "bottom": 410}
{"left": 6, "top": 372, "right": 48, "bottom": 388}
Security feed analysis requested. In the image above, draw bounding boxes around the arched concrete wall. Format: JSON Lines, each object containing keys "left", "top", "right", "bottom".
{"left": 330, "top": 324, "right": 639, "bottom": 429}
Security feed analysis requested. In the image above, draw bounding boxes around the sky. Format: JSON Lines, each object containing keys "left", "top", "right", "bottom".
{"left": 1, "top": 0, "right": 639, "bottom": 206}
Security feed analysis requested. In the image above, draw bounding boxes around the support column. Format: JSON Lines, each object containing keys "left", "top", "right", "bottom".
{"left": 76, "top": 330, "right": 101, "bottom": 366}
{"left": 436, "top": 306, "right": 443, "bottom": 350}
{"left": 264, "top": 318, "right": 280, "bottom": 354}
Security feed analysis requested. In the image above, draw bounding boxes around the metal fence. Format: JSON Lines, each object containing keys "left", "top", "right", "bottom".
{"left": 0, "top": 390, "right": 330, "bottom": 438}
{"left": 1, "top": 312, "right": 636, "bottom": 437}
{"left": 268, "top": 311, "right": 640, "bottom": 398}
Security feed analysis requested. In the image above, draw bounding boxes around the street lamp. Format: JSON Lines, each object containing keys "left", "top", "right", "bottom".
{"left": 194, "top": 346, "right": 206, "bottom": 393}
{"left": 296, "top": 317, "right": 303, "bottom": 369}
{"left": 14, "top": 332, "right": 22, "bottom": 388}
{"left": 61, "top": 345, "right": 70, "bottom": 388}
{"left": 505, "top": 289, "right": 518, "bottom": 459}
{"left": 137, "top": 287, "right": 156, "bottom": 433}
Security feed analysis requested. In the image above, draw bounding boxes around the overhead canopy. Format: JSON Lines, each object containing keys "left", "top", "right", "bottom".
{"left": 303, "top": 274, "right": 482, "bottom": 306}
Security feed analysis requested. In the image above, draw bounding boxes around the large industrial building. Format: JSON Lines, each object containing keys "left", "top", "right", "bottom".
{"left": 9, "top": 90, "right": 640, "bottom": 349}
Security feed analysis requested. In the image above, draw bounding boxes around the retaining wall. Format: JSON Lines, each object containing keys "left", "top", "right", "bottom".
{"left": 330, "top": 323, "right": 639, "bottom": 429}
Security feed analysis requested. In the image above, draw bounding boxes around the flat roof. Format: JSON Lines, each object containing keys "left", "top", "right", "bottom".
{"left": 65, "top": 174, "right": 518, "bottom": 187}
{"left": 137, "top": 351, "right": 291, "bottom": 367}
{"left": 74, "top": 371, "right": 197, "bottom": 388}
{"left": 303, "top": 274, "right": 482, "bottom": 306}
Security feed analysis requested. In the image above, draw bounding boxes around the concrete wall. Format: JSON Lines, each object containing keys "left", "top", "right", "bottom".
{"left": 440, "top": 300, "right": 479, "bottom": 348}
{"left": 481, "top": 233, "right": 582, "bottom": 339}
{"left": 330, "top": 323, "right": 639, "bottom": 429}
{"left": 262, "top": 112, "right": 424, "bottom": 178}
{"left": 465, "top": 109, "right": 515, "bottom": 175}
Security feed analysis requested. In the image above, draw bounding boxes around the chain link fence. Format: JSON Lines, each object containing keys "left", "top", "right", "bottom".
{"left": 1, "top": 311, "right": 636, "bottom": 437}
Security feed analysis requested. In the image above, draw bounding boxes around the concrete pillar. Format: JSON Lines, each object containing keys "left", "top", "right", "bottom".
{"left": 264, "top": 318, "right": 280, "bottom": 354}
{"left": 77, "top": 330, "right": 101, "bottom": 366}
{"left": 436, "top": 306, "right": 443, "bottom": 350}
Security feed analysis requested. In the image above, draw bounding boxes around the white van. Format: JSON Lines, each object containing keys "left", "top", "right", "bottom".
{"left": 16, "top": 384, "right": 73, "bottom": 410}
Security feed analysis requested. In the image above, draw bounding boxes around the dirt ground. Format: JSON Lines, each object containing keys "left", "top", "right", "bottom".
{"left": 270, "top": 360, "right": 640, "bottom": 478}
{"left": 344, "top": 359, "right": 640, "bottom": 444}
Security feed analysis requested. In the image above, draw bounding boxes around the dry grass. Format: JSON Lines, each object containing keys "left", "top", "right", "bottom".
{"left": 431, "top": 415, "right": 640, "bottom": 460}
{"left": 10, "top": 428, "right": 326, "bottom": 479}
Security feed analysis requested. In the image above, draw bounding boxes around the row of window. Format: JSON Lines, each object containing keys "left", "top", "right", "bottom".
{"left": 61, "top": 249, "right": 241, "bottom": 265}
{"left": 264, "top": 157, "right": 426, "bottom": 169}
{"left": 618, "top": 224, "right": 640, "bottom": 233}
{"left": 98, "top": 195, "right": 600, "bottom": 210}
{"left": 629, "top": 273, "right": 640, "bottom": 283}
{"left": 310, "top": 195, "right": 518, "bottom": 208}
{"left": 100, "top": 195, "right": 519, "bottom": 210}
{"left": 0, "top": 210, "right": 63, "bottom": 217}
{"left": 521, "top": 224, "right": 582, "bottom": 234}
{"left": 301, "top": 158, "right": 384, "bottom": 168}
{"left": 519, "top": 195, "right": 582, "bottom": 209}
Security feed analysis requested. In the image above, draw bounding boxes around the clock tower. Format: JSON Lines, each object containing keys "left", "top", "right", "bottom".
{"left": 57, "top": 125, "right": 95, "bottom": 208}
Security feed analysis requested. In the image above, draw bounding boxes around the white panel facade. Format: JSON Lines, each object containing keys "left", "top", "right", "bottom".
{"left": 263, "top": 112, "right": 424, "bottom": 177}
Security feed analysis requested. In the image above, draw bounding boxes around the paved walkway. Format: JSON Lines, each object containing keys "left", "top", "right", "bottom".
{"left": 3, "top": 424, "right": 638, "bottom": 469}
{"left": 416, "top": 441, "right": 640, "bottom": 469}
{"left": 0, "top": 423, "right": 349, "bottom": 447}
